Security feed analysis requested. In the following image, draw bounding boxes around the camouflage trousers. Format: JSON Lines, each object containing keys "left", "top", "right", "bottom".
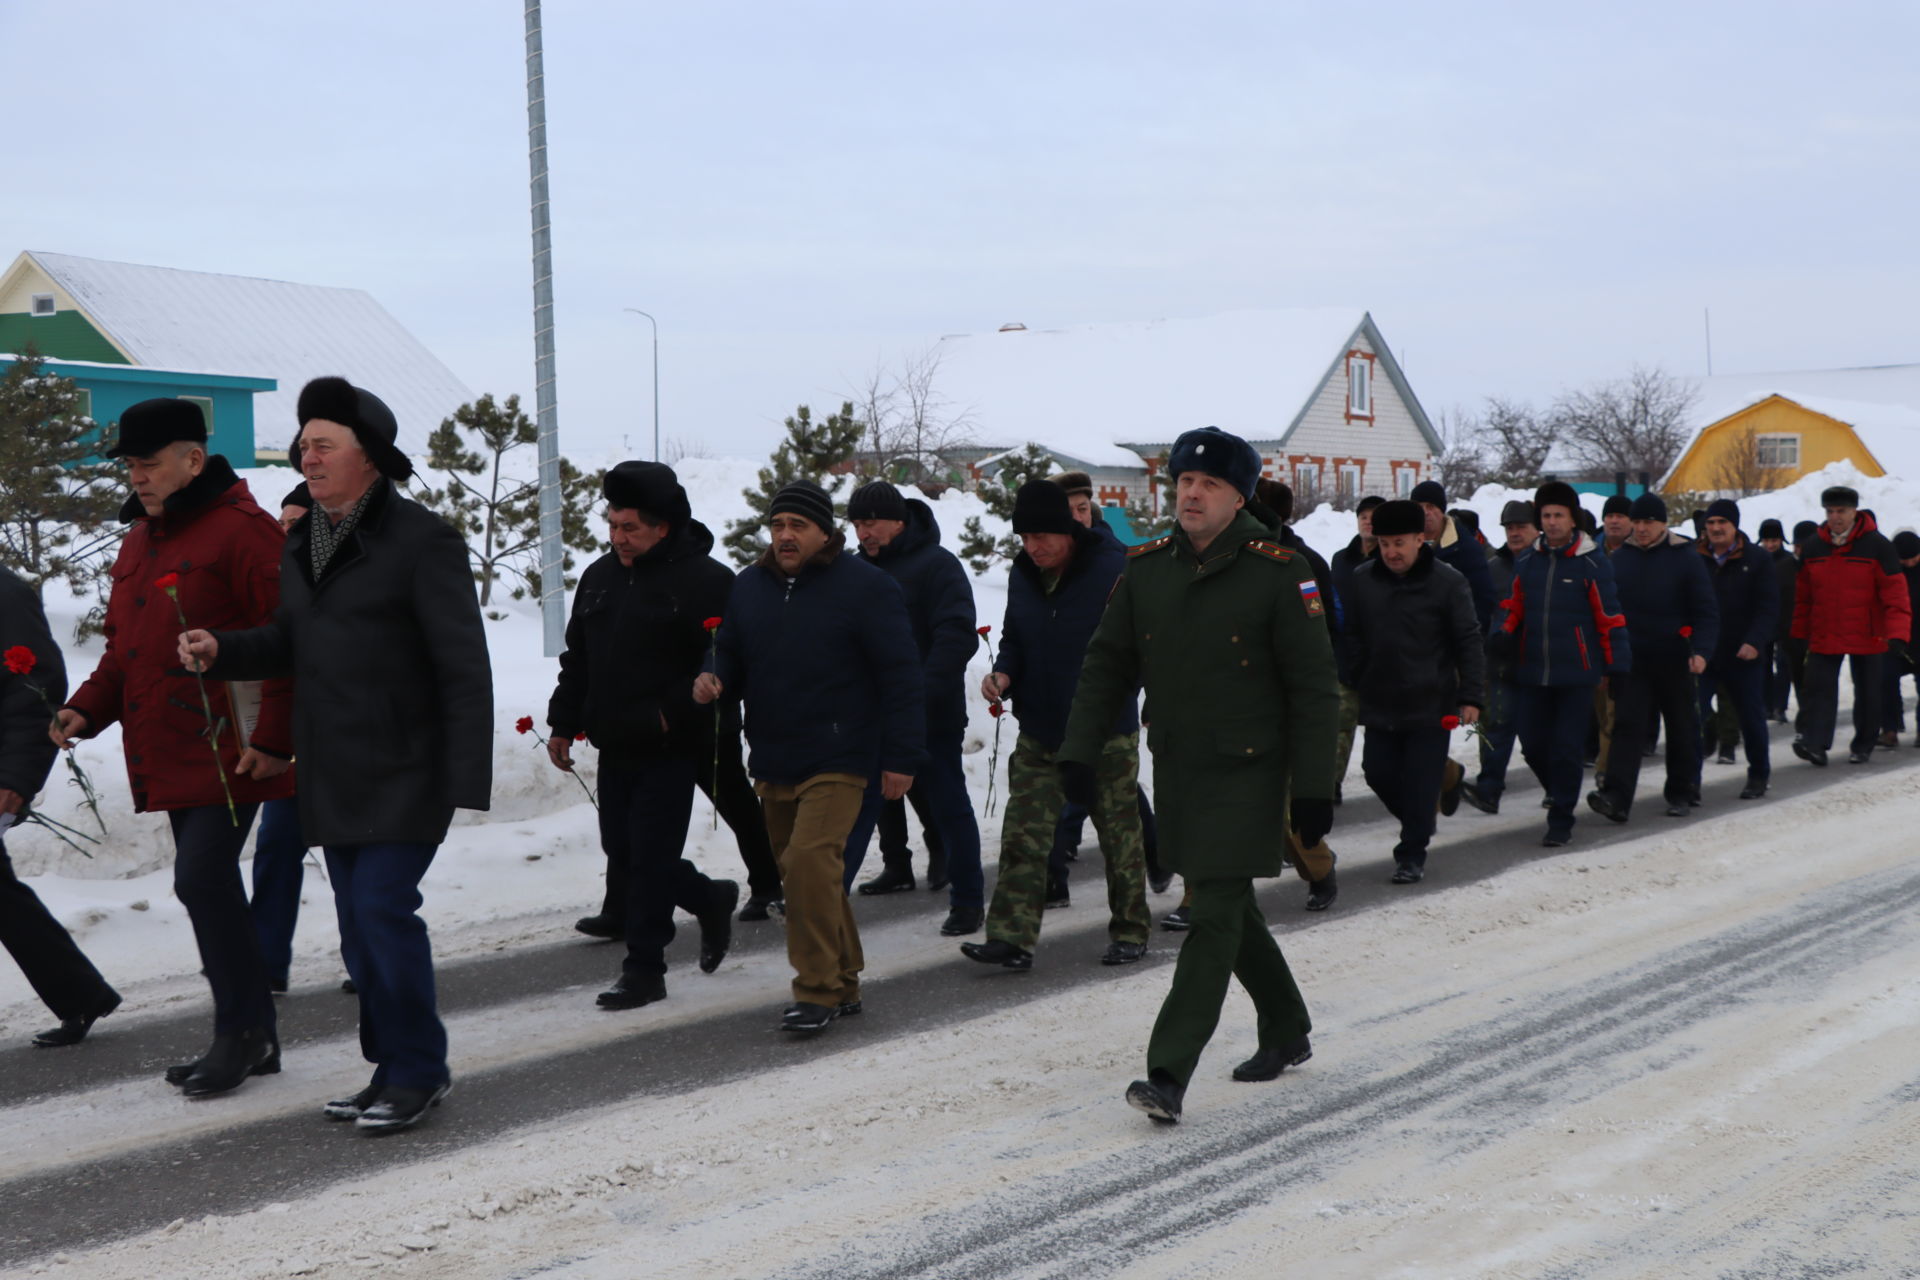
{"left": 987, "top": 732, "right": 1150, "bottom": 951}
{"left": 1334, "top": 683, "right": 1360, "bottom": 784}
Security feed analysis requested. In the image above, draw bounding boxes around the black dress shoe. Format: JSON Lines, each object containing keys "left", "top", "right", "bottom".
{"left": 1232, "top": 1034, "right": 1312, "bottom": 1082}
{"left": 1304, "top": 867, "right": 1338, "bottom": 912}
{"left": 836, "top": 997, "right": 863, "bottom": 1017}
{"left": 597, "top": 973, "right": 667, "bottom": 1010}
{"left": 925, "top": 854, "right": 950, "bottom": 893}
{"left": 1586, "top": 790, "right": 1629, "bottom": 823}
{"left": 1664, "top": 801, "right": 1688, "bottom": 817}
{"left": 1160, "top": 905, "right": 1191, "bottom": 931}
{"left": 1148, "top": 868, "right": 1174, "bottom": 895}
{"left": 1541, "top": 828, "right": 1571, "bottom": 848}
{"left": 340, "top": 977, "right": 357, "bottom": 994}
{"left": 697, "top": 879, "right": 739, "bottom": 974}
{"left": 938, "top": 907, "right": 984, "bottom": 936}
{"left": 180, "top": 1029, "right": 280, "bottom": 1098}
{"left": 322, "top": 1081, "right": 383, "bottom": 1122}
{"left": 1739, "top": 780, "right": 1768, "bottom": 799}
{"left": 1458, "top": 782, "right": 1499, "bottom": 815}
{"left": 31, "top": 989, "right": 121, "bottom": 1047}
{"left": 1791, "top": 740, "right": 1828, "bottom": 767}
{"left": 268, "top": 976, "right": 289, "bottom": 995}
{"left": 1125, "top": 1071, "right": 1185, "bottom": 1124}
{"left": 856, "top": 865, "right": 915, "bottom": 895}
{"left": 1439, "top": 779, "right": 1462, "bottom": 817}
{"left": 1101, "top": 940, "right": 1147, "bottom": 965}
{"left": 1848, "top": 751, "right": 1871, "bottom": 765}
{"left": 959, "top": 939, "right": 1032, "bottom": 970}
{"left": 356, "top": 1081, "right": 450, "bottom": 1132}
{"left": 779, "top": 1001, "right": 839, "bottom": 1034}
{"left": 1390, "top": 863, "right": 1424, "bottom": 885}
{"left": 574, "top": 914, "right": 623, "bottom": 940}
{"left": 737, "top": 896, "right": 780, "bottom": 922}
{"left": 165, "top": 1057, "right": 203, "bottom": 1086}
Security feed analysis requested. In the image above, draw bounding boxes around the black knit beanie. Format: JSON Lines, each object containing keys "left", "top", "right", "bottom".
{"left": 1011, "top": 479, "right": 1079, "bottom": 535}
{"left": 768, "top": 479, "right": 836, "bottom": 532}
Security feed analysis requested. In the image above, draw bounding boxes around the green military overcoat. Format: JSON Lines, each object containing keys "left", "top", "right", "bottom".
{"left": 1059, "top": 508, "right": 1339, "bottom": 880}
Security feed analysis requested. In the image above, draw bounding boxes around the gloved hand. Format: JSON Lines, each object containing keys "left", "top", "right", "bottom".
{"left": 1059, "top": 760, "right": 1097, "bottom": 808}
{"left": 1888, "top": 637, "right": 1911, "bottom": 671}
{"left": 1486, "top": 630, "right": 1518, "bottom": 662}
{"left": 1291, "top": 797, "right": 1335, "bottom": 848}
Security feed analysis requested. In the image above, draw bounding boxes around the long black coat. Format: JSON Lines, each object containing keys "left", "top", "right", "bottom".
{"left": 0, "top": 567, "right": 64, "bottom": 802}
{"left": 1341, "top": 545, "right": 1486, "bottom": 730}
{"left": 855, "top": 499, "right": 977, "bottom": 740}
{"left": 547, "top": 520, "right": 733, "bottom": 762}
{"left": 210, "top": 480, "right": 493, "bottom": 847}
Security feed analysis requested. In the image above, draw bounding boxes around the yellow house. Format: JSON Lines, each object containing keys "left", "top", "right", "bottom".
{"left": 1660, "top": 366, "right": 1920, "bottom": 494}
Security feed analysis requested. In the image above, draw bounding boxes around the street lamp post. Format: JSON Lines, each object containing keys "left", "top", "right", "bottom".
{"left": 623, "top": 308, "right": 658, "bottom": 461}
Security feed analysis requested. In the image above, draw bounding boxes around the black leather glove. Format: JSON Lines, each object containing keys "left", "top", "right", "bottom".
{"left": 1888, "top": 637, "right": 1911, "bottom": 670}
{"left": 1291, "top": 797, "right": 1335, "bottom": 848}
{"left": 1486, "top": 629, "right": 1518, "bottom": 662}
{"left": 1059, "top": 760, "right": 1097, "bottom": 808}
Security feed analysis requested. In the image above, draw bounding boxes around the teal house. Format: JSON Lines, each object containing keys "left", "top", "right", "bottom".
{"left": 0, "top": 353, "right": 273, "bottom": 463}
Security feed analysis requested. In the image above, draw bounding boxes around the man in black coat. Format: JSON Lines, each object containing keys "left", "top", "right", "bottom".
{"left": 1759, "top": 518, "right": 1798, "bottom": 722}
{"left": 1880, "top": 530, "right": 1920, "bottom": 747}
{"left": 1343, "top": 500, "right": 1484, "bottom": 883}
{"left": 694, "top": 480, "right": 925, "bottom": 1035}
{"left": 1694, "top": 499, "right": 1777, "bottom": 798}
{"left": 546, "top": 462, "right": 746, "bottom": 1010}
{"left": 1588, "top": 494, "right": 1718, "bottom": 823}
{"left": 1328, "top": 495, "right": 1384, "bottom": 797}
{"left": 1410, "top": 480, "right": 1498, "bottom": 633}
{"left": 1461, "top": 500, "right": 1537, "bottom": 815}
{"left": 184, "top": 376, "right": 493, "bottom": 1132}
{"left": 839, "top": 481, "right": 985, "bottom": 936}
{"left": 0, "top": 567, "right": 122, "bottom": 1048}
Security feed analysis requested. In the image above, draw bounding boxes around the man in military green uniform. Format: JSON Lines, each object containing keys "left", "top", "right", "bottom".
{"left": 1059, "top": 426, "right": 1339, "bottom": 1124}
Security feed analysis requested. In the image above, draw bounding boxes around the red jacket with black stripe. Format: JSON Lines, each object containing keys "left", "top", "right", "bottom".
{"left": 1792, "top": 512, "right": 1912, "bottom": 656}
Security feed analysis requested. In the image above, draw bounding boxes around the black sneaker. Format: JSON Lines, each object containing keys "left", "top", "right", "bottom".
{"left": 697, "top": 880, "right": 739, "bottom": 974}
{"left": 1101, "top": 941, "right": 1147, "bottom": 965}
{"left": 323, "top": 1081, "right": 383, "bottom": 1122}
{"left": 1740, "top": 779, "right": 1768, "bottom": 799}
{"left": 938, "top": 907, "right": 983, "bottom": 936}
{"left": 1125, "top": 1071, "right": 1185, "bottom": 1124}
{"left": 1541, "top": 828, "right": 1571, "bottom": 848}
{"left": 738, "top": 896, "right": 780, "bottom": 922}
{"left": 960, "top": 939, "right": 1033, "bottom": 970}
{"left": 1044, "top": 879, "right": 1070, "bottom": 909}
{"left": 1586, "top": 790, "right": 1629, "bottom": 824}
{"left": 1664, "top": 801, "right": 1688, "bottom": 817}
{"left": 780, "top": 1001, "right": 839, "bottom": 1034}
{"left": 1160, "top": 905, "right": 1191, "bottom": 931}
{"left": 1232, "top": 1034, "right": 1311, "bottom": 1082}
{"left": 597, "top": 972, "right": 667, "bottom": 1010}
{"left": 356, "top": 1081, "right": 450, "bottom": 1133}
{"left": 1716, "top": 748, "right": 1737, "bottom": 765}
{"left": 1390, "top": 862, "right": 1424, "bottom": 885}
{"left": 1848, "top": 750, "right": 1871, "bottom": 765}
{"left": 1458, "top": 782, "right": 1499, "bottom": 815}
{"left": 856, "top": 866, "right": 915, "bottom": 896}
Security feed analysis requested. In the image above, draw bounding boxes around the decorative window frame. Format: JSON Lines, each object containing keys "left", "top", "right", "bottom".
{"left": 1756, "top": 433, "right": 1800, "bottom": 470}
{"left": 29, "top": 293, "right": 56, "bottom": 317}
{"left": 1344, "top": 351, "right": 1377, "bottom": 423}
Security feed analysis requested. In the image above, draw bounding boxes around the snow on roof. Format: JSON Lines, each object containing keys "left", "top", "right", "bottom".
{"left": 29, "top": 251, "right": 473, "bottom": 455}
{"left": 1675, "top": 364, "right": 1920, "bottom": 483}
{"left": 933, "top": 308, "right": 1368, "bottom": 469}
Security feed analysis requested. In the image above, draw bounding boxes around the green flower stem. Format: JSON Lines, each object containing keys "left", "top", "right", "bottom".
{"left": 166, "top": 588, "right": 239, "bottom": 827}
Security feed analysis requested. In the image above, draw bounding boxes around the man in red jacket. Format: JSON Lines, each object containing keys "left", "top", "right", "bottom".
{"left": 1791, "top": 485, "right": 1912, "bottom": 766}
{"left": 51, "top": 399, "right": 295, "bottom": 1096}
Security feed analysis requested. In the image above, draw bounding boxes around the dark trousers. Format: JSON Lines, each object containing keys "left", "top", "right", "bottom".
{"left": 1802, "top": 651, "right": 1884, "bottom": 755}
{"left": 171, "top": 803, "right": 273, "bottom": 1036}
{"left": 249, "top": 795, "right": 306, "bottom": 987}
{"left": 597, "top": 757, "right": 715, "bottom": 978}
{"left": 1778, "top": 638, "right": 1808, "bottom": 729}
{"left": 1475, "top": 674, "right": 1521, "bottom": 798}
{"left": 876, "top": 788, "right": 944, "bottom": 872}
{"left": 1603, "top": 659, "right": 1700, "bottom": 810}
{"left": 1512, "top": 683, "right": 1594, "bottom": 833}
{"left": 843, "top": 737, "right": 986, "bottom": 910}
{"left": 325, "top": 841, "right": 446, "bottom": 1091}
{"left": 1699, "top": 658, "right": 1771, "bottom": 782}
{"left": 1362, "top": 726, "right": 1452, "bottom": 866}
{"left": 602, "top": 730, "right": 779, "bottom": 916}
{"left": 1881, "top": 651, "right": 1913, "bottom": 734}
{"left": 1051, "top": 788, "right": 1161, "bottom": 887}
{"left": 0, "top": 839, "right": 116, "bottom": 1021}
{"left": 1146, "top": 877, "right": 1309, "bottom": 1087}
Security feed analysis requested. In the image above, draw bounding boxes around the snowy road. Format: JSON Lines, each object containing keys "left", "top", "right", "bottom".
{"left": 7, "top": 733, "right": 1920, "bottom": 1278}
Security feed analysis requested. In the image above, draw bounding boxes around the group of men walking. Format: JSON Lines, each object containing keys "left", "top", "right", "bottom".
{"left": 1, "top": 390, "right": 1912, "bottom": 1129}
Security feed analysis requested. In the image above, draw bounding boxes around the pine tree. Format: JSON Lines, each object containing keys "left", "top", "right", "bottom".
{"left": 957, "top": 442, "right": 1055, "bottom": 573}
{"left": 412, "top": 393, "right": 603, "bottom": 610}
{"left": 722, "top": 402, "right": 865, "bottom": 566}
{"left": 0, "top": 349, "right": 125, "bottom": 635}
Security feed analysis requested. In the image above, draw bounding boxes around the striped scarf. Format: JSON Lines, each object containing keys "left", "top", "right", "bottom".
{"left": 310, "top": 483, "right": 379, "bottom": 579}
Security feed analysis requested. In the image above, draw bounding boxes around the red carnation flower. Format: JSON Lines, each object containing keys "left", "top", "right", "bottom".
{"left": 977, "top": 625, "right": 991, "bottom": 636}
{"left": 154, "top": 572, "right": 181, "bottom": 591}
{"left": 575, "top": 732, "right": 587, "bottom": 742}
{"left": 988, "top": 702, "right": 1004, "bottom": 719}
{"left": 1441, "top": 714, "right": 1461, "bottom": 731}
{"left": 3, "top": 645, "right": 35, "bottom": 676}
{"left": 1679, "top": 626, "right": 1693, "bottom": 638}
{"left": 515, "top": 716, "right": 534, "bottom": 735}
{"left": 703, "top": 617, "right": 723, "bottom": 631}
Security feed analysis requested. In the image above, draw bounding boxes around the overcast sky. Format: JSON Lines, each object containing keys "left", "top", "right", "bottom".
{"left": 9, "top": 0, "right": 1917, "bottom": 462}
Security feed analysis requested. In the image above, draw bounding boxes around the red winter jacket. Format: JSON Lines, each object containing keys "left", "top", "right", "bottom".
{"left": 1791, "top": 511, "right": 1912, "bottom": 656}
{"left": 66, "top": 458, "right": 296, "bottom": 813}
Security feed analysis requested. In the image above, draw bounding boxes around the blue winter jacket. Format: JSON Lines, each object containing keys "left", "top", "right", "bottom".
{"left": 711, "top": 539, "right": 926, "bottom": 785}
{"left": 856, "top": 499, "right": 978, "bottom": 740}
{"left": 1611, "top": 530, "right": 1720, "bottom": 664}
{"left": 994, "top": 522, "right": 1138, "bottom": 751}
{"left": 1494, "top": 531, "right": 1632, "bottom": 687}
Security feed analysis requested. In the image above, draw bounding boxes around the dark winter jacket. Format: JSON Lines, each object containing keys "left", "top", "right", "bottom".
{"left": 66, "top": 457, "right": 297, "bottom": 813}
{"left": 1696, "top": 534, "right": 1778, "bottom": 669}
{"left": 1434, "top": 515, "right": 1499, "bottom": 635}
{"left": 209, "top": 478, "right": 494, "bottom": 846}
{"left": 1792, "top": 512, "right": 1912, "bottom": 656}
{"left": 1493, "top": 531, "right": 1631, "bottom": 687}
{"left": 1611, "top": 530, "right": 1719, "bottom": 664}
{"left": 547, "top": 520, "right": 734, "bottom": 762}
{"left": 1771, "top": 547, "right": 1799, "bottom": 644}
{"left": 0, "top": 567, "right": 65, "bottom": 802}
{"left": 854, "top": 499, "right": 977, "bottom": 740}
{"left": 1484, "top": 543, "right": 1530, "bottom": 675}
{"left": 994, "top": 521, "right": 1136, "bottom": 752}
{"left": 1328, "top": 534, "right": 1372, "bottom": 684}
{"left": 1342, "top": 545, "right": 1486, "bottom": 730}
{"left": 711, "top": 537, "right": 926, "bottom": 785}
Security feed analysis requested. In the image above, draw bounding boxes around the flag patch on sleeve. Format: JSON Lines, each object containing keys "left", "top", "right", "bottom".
{"left": 1299, "top": 578, "right": 1324, "bottom": 617}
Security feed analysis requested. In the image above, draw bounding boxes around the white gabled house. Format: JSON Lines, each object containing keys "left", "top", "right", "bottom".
{"left": 937, "top": 308, "right": 1440, "bottom": 513}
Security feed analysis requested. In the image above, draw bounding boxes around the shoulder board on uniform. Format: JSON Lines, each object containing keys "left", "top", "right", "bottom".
{"left": 1127, "top": 535, "right": 1173, "bottom": 558}
{"left": 1245, "top": 539, "right": 1295, "bottom": 564}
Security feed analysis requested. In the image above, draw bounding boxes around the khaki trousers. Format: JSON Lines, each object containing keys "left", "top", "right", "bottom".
{"left": 757, "top": 772, "right": 867, "bottom": 1007}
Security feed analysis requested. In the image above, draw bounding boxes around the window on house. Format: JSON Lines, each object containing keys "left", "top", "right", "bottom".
{"left": 1756, "top": 433, "right": 1800, "bottom": 469}
{"left": 30, "top": 294, "right": 56, "bottom": 317}
{"left": 1347, "top": 357, "right": 1372, "bottom": 418}
{"left": 73, "top": 389, "right": 93, "bottom": 423}
{"left": 1338, "top": 464, "right": 1361, "bottom": 505}
{"left": 1294, "top": 464, "right": 1320, "bottom": 506}
{"left": 1395, "top": 468, "right": 1416, "bottom": 497}
{"left": 182, "top": 396, "right": 215, "bottom": 437}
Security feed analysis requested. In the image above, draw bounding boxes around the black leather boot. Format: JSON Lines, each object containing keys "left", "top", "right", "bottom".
{"left": 180, "top": 1028, "right": 280, "bottom": 1098}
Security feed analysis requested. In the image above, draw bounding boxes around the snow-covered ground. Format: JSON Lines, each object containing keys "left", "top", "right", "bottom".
{"left": 3, "top": 455, "right": 1909, "bottom": 1278}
